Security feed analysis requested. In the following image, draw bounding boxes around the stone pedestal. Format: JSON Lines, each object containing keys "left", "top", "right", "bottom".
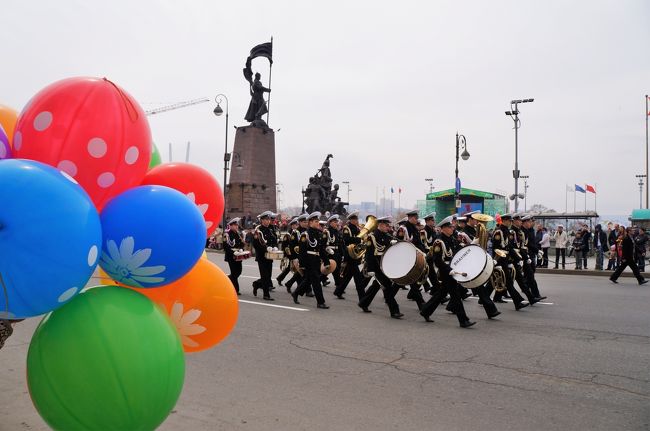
{"left": 226, "top": 126, "right": 276, "bottom": 220}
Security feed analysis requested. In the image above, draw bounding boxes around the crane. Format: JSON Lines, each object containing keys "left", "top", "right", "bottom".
{"left": 145, "top": 97, "right": 211, "bottom": 116}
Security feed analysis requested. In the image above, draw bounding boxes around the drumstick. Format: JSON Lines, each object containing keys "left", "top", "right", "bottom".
{"left": 450, "top": 271, "right": 468, "bottom": 277}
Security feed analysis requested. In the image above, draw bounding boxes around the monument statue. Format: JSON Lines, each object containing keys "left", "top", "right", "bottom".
{"left": 243, "top": 41, "right": 273, "bottom": 129}
{"left": 304, "top": 154, "right": 348, "bottom": 215}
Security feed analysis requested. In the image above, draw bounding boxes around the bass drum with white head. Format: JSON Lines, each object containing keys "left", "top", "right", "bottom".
{"left": 449, "top": 244, "right": 493, "bottom": 288}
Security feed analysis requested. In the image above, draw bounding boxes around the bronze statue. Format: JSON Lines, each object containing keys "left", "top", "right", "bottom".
{"left": 243, "top": 41, "right": 273, "bottom": 128}
{"left": 304, "top": 155, "right": 348, "bottom": 215}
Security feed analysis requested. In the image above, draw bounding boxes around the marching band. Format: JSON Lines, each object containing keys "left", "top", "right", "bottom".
{"left": 223, "top": 209, "right": 548, "bottom": 327}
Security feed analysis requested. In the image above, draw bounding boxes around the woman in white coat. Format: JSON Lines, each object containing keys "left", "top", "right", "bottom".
{"left": 553, "top": 225, "right": 569, "bottom": 269}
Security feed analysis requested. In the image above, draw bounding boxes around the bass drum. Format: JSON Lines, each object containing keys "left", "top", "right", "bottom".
{"left": 381, "top": 241, "right": 427, "bottom": 286}
{"left": 449, "top": 244, "right": 493, "bottom": 288}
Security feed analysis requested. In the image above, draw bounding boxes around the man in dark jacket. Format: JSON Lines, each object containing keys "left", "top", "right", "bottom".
{"left": 593, "top": 224, "right": 608, "bottom": 270}
{"left": 634, "top": 227, "right": 647, "bottom": 272}
{"left": 610, "top": 227, "right": 648, "bottom": 285}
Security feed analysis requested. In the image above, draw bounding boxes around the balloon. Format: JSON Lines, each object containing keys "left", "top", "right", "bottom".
{"left": 13, "top": 77, "right": 151, "bottom": 210}
{"left": 0, "top": 104, "right": 18, "bottom": 144}
{"left": 99, "top": 185, "right": 205, "bottom": 288}
{"left": 130, "top": 259, "right": 238, "bottom": 353}
{"left": 149, "top": 142, "right": 162, "bottom": 169}
{"left": 0, "top": 159, "right": 101, "bottom": 318}
{"left": 0, "top": 125, "right": 10, "bottom": 160}
{"left": 142, "top": 163, "right": 224, "bottom": 236}
{"left": 97, "top": 267, "right": 118, "bottom": 285}
{"left": 27, "top": 286, "right": 185, "bottom": 431}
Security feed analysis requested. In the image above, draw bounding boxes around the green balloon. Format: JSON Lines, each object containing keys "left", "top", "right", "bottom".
{"left": 27, "top": 286, "right": 185, "bottom": 431}
{"left": 149, "top": 142, "right": 162, "bottom": 169}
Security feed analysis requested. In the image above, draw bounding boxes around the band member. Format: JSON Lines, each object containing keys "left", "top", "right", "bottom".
{"left": 276, "top": 218, "right": 298, "bottom": 287}
{"left": 518, "top": 215, "right": 546, "bottom": 301}
{"left": 357, "top": 216, "right": 404, "bottom": 318}
{"left": 490, "top": 213, "right": 530, "bottom": 309}
{"left": 396, "top": 210, "right": 426, "bottom": 309}
{"left": 419, "top": 216, "right": 476, "bottom": 328}
{"left": 507, "top": 213, "right": 539, "bottom": 305}
{"left": 318, "top": 220, "right": 330, "bottom": 286}
{"left": 224, "top": 217, "right": 245, "bottom": 295}
{"left": 252, "top": 211, "right": 278, "bottom": 301}
{"left": 285, "top": 214, "right": 309, "bottom": 292}
{"left": 292, "top": 212, "right": 330, "bottom": 309}
{"left": 461, "top": 212, "right": 501, "bottom": 318}
{"left": 323, "top": 214, "right": 344, "bottom": 291}
{"left": 334, "top": 211, "right": 370, "bottom": 301}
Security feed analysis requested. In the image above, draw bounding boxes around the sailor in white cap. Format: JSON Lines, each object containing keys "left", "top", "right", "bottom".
{"left": 284, "top": 214, "right": 310, "bottom": 293}
{"left": 291, "top": 212, "right": 330, "bottom": 309}
{"left": 357, "top": 216, "right": 404, "bottom": 319}
{"left": 519, "top": 214, "right": 546, "bottom": 301}
{"left": 224, "top": 217, "right": 245, "bottom": 295}
{"left": 335, "top": 211, "right": 371, "bottom": 301}
{"left": 395, "top": 210, "right": 427, "bottom": 309}
{"left": 276, "top": 218, "right": 299, "bottom": 288}
{"left": 419, "top": 215, "right": 476, "bottom": 328}
{"left": 420, "top": 211, "right": 441, "bottom": 294}
{"left": 252, "top": 211, "right": 279, "bottom": 300}
{"left": 502, "top": 212, "right": 539, "bottom": 306}
{"left": 323, "top": 215, "right": 343, "bottom": 293}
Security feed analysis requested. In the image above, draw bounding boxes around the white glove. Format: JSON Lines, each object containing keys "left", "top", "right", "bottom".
{"left": 526, "top": 259, "right": 532, "bottom": 264}
{"left": 267, "top": 246, "right": 273, "bottom": 252}
{"left": 390, "top": 240, "right": 398, "bottom": 245}
{"left": 507, "top": 264, "right": 514, "bottom": 269}
{"left": 493, "top": 260, "right": 499, "bottom": 266}
{"left": 326, "top": 247, "right": 334, "bottom": 255}
{"left": 518, "top": 261, "right": 524, "bottom": 267}
{"left": 471, "top": 238, "right": 480, "bottom": 245}
{"left": 272, "top": 247, "right": 278, "bottom": 251}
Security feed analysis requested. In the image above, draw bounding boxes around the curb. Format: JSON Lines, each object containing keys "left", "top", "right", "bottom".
{"left": 535, "top": 268, "right": 642, "bottom": 278}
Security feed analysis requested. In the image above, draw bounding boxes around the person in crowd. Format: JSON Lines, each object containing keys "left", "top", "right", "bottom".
{"left": 607, "top": 223, "right": 619, "bottom": 270}
{"left": 634, "top": 227, "right": 647, "bottom": 272}
{"left": 581, "top": 226, "right": 591, "bottom": 269}
{"left": 553, "top": 225, "right": 569, "bottom": 269}
{"left": 610, "top": 226, "right": 648, "bottom": 285}
{"left": 539, "top": 227, "right": 551, "bottom": 267}
{"left": 573, "top": 231, "right": 583, "bottom": 270}
{"left": 593, "top": 224, "right": 608, "bottom": 270}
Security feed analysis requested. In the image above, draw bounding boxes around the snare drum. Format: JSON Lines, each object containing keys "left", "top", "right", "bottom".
{"left": 265, "top": 250, "right": 284, "bottom": 260}
{"left": 381, "top": 242, "right": 428, "bottom": 285}
{"left": 449, "top": 245, "right": 493, "bottom": 288}
{"left": 234, "top": 250, "right": 251, "bottom": 261}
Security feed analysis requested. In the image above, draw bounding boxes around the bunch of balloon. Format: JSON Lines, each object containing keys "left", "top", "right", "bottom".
{"left": 0, "top": 104, "right": 18, "bottom": 146}
{"left": 0, "top": 124, "right": 11, "bottom": 160}
{"left": 1, "top": 76, "right": 215, "bottom": 430}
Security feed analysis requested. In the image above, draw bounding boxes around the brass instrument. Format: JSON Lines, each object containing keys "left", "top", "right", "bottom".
{"left": 346, "top": 215, "right": 378, "bottom": 260}
{"left": 475, "top": 215, "right": 507, "bottom": 293}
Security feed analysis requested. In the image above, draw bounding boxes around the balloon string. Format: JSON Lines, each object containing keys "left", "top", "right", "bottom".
{"left": 103, "top": 77, "right": 139, "bottom": 122}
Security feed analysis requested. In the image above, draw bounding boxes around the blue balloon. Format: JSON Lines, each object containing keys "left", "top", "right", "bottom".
{"left": 99, "top": 185, "right": 205, "bottom": 288}
{"left": 0, "top": 159, "right": 102, "bottom": 318}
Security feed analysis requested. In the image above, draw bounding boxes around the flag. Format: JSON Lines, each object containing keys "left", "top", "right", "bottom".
{"left": 575, "top": 184, "right": 586, "bottom": 193}
{"left": 249, "top": 42, "right": 273, "bottom": 63}
{"left": 566, "top": 185, "right": 573, "bottom": 192}
{"left": 586, "top": 184, "right": 596, "bottom": 193}
{"left": 390, "top": 187, "right": 394, "bottom": 193}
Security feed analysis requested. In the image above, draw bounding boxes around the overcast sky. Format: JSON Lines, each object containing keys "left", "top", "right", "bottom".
{"left": 2, "top": 1, "right": 649, "bottom": 214}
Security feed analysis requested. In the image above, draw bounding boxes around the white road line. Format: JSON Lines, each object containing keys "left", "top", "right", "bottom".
{"left": 465, "top": 296, "right": 554, "bottom": 305}
{"left": 238, "top": 300, "right": 309, "bottom": 311}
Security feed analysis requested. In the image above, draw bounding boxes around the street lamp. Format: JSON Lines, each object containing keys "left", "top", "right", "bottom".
{"left": 505, "top": 98, "right": 534, "bottom": 212}
{"left": 520, "top": 175, "right": 530, "bottom": 211}
{"left": 214, "top": 94, "right": 229, "bottom": 229}
{"left": 276, "top": 182, "right": 283, "bottom": 212}
{"left": 342, "top": 181, "right": 351, "bottom": 203}
{"left": 636, "top": 174, "right": 646, "bottom": 209}
{"left": 455, "top": 133, "right": 470, "bottom": 212}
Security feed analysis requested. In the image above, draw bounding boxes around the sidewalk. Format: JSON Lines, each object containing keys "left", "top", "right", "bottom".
{"left": 535, "top": 255, "right": 647, "bottom": 278}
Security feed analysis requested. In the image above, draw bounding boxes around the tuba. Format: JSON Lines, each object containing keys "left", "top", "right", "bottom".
{"left": 346, "top": 215, "right": 378, "bottom": 260}
{"left": 474, "top": 214, "right": 507, "bottom": 293}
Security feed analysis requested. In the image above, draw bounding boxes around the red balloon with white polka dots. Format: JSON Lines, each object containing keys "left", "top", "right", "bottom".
{"left": 13, "top": 77, "right": 151, "bottom": 210}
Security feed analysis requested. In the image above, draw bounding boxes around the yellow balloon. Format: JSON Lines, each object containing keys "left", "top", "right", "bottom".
{"left": 0, "top": 104, "right": 19, "bottom": 145}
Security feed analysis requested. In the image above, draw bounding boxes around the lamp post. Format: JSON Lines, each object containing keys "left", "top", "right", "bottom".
{"left": 213, "top": 94, "right": 229, "bottom": 229}
{"left": 636, "top": 174, "right": 646, "bottom": 209}
{"left": 342, "top": 181, "right": 351, "bottom": 203}
{"left": 505, "top": 98, "right": 534, "bottom": 212}
{"left": 275, "top": 182, "right": 283, "bottom": 212}
{"left": 455, "top": 133, "right": 470, "bottom": 213}
{"left": 520, "top": 175, "right": 529, "bottom": 211}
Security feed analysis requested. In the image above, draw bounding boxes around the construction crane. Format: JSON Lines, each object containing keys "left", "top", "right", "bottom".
{"left": 145, "top": 97, "right": 211, "bottom": 116}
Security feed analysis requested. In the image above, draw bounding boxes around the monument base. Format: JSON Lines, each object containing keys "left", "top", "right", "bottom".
{"left": 226, "top": 125, "right": 276, "bottom": 223}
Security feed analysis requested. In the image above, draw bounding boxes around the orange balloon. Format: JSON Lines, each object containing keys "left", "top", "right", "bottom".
{"left": 129, "top": 259, "right": 238, "bottom": 353}
{"left": 0, "top": 104, "right": 19, "bottom": 145}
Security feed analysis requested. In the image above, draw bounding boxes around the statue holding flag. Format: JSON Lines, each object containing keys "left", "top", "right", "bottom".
{"left": 243, "top": 41, "right": 273, "bottom": 128}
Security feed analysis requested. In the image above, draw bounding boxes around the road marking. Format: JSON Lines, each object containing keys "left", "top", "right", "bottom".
{"left": 465, "top": 296, "right": 554, "bottom": 305}
{"left": 238, "top": 299, "right": 309, "bottom": 311}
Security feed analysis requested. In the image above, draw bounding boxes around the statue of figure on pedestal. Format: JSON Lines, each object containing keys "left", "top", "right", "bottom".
{"left": 242, "top": 41, "right": 273, "bottom": 129}
{"left": 303, "top": 155, "right": 348, "bottom": 216}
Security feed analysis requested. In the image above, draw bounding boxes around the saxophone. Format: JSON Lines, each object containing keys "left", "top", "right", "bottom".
{"left": 476, "top": 218, "right": 507, "bottom": 293}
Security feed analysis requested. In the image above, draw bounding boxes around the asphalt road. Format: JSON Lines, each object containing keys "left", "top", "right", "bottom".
{"left": 1, "top": 253, "right": 649, "bottom": 431}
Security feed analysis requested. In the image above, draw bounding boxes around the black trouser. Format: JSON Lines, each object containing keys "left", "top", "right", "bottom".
{"left": 513, "top": 264, "right": 536, "bottom": 302}
{"left": 294, "top": 257, "right": 326, "bottom": 305}
{"left": 358, "top": 270, "right": 401, "bottom": 315}
{"left": 542, "top": 248, "right": 549, "bottom": 267}
{"left": 286, "top": 271, "right": 303, "bottom": 288}
{"left": 331, "top": 253, "right": 342, "bottom": 286}
{"left": 277, "top": 262, "right": 291, "bottom": 283}
{"left": 406, "top": 283, "right": 425, "bottom": 310}
{"left": 334, "top": 259, "right": 369, "bottom": 300}
{"left": 420, "top": 276, "right": 469, "bottom": 324}
{"left": 610, "top": 259, "right": 645, "bottom": 283}
{"left": 255, "top": 259, "right": 273, "bottom": 298}
{"left": 227, "top": 260, "right": 242, "bottom": 293}
{"left": 554, "top": 248, "right": 566, "bottom": 268}
{"left": 491, "top": 263, "right": 525, "bottom": 305}
{"left": 523, "top": 261, "right": 541, "bottom": 298}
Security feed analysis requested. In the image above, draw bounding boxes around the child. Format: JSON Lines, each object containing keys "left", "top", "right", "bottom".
{"left": 573, "top": 232, "right": 583, "bottom": 269}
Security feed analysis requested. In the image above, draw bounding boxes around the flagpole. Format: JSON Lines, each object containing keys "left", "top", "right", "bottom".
{"left": 574, "top": 187, "right": 576, "bottom": 213}
{"left": 584, "top": 187, "right": 587, "bottom": 212}
{"left": 646, "top": 94, "right": 648, "bottom": 208}
{"left": 398, "top": 188, "right": 401, "bottom": 215}
{"left": 266, "top": 36, "right": 273, "bottom": 126}
{"left": 645, "top": 94, "right": 650, "bottom": 209}
{"left": 391, "top": 190, "right": 394, "bottom": 219}
{"left": 565, "top": 185, "right": 568, "bottom": 213}
{"left": 595, "top": 183, "right": 598, "bottom": 214}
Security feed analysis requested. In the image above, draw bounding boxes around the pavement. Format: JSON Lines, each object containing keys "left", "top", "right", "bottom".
{"left": 1, "top": 253, "right": 649, "bottom": 431}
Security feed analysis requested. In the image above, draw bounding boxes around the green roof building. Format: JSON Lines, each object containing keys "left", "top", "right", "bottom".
{"left": 417, "top": 188, "right": 508, "bottom": 228}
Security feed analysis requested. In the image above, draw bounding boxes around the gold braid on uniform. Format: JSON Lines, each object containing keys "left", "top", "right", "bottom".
{"left": 301, "top": 231, "right": 318, "bottom": 247}
{"left": 367, "top": 232, "right": 386, "bottom": 255}
{"left": 432, "top": 238, "right": 452, "bottom": 258}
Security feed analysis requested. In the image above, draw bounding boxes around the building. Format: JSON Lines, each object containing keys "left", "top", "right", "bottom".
{"left": 417, "top": 187, "right": 507, "bottom": 227}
